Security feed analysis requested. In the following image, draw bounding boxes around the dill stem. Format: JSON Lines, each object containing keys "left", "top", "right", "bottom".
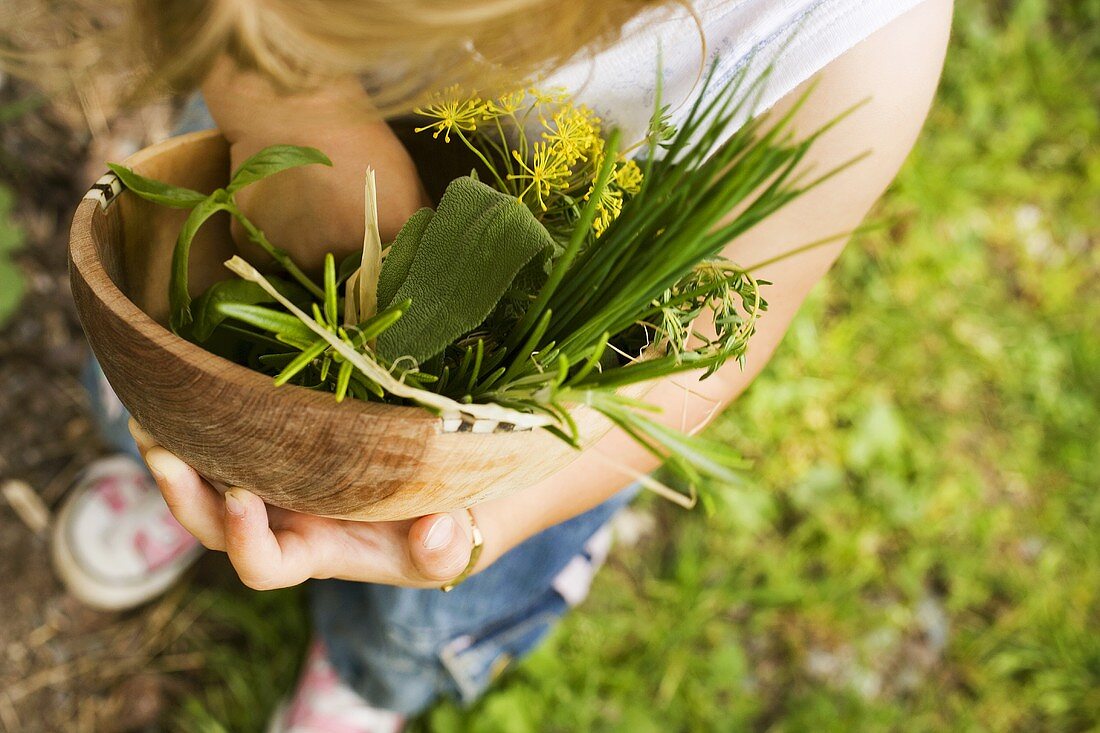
{"left": 455, "top": 130, "right": 510, "bottom": 191}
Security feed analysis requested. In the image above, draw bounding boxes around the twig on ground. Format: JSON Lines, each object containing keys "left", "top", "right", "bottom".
{"left": 26, "top": 624, "right": 58, "bottom": 649}
{"left": 1, "top": 478, "right": 50, "bottom": 535}
{"left": 0, "top": 691, "right": 21, "bottom": 732}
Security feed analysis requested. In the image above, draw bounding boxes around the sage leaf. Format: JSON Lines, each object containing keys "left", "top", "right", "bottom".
{"left": 376, "top": 177, "right": 554, "bottom": 364}
{"left": 170, "top": 193, "right": 231, "bottom": 333}
{"left": 226, "top": 145, "right": 332, "bottom": 194}
{"left": 107, "top": 164, "right": 208, "bottom": 209}
{"left": 376, "top": 207, "right": 434, "bottom": 308}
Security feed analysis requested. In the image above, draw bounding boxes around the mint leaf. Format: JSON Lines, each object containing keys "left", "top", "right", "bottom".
{"left": 376, "top": 177, "right": 553, "bottom": 364}
{"left": 226, "top": 145, "right": 332, "bottom": 194}
{"left": 107, "top": 164, "right": 208, "bottom": 208}
{"left": 170, "top": 193, "right": 231, "bottom": 333}
{"left": 377, "top": 208, "right": 434, "bottom": 308}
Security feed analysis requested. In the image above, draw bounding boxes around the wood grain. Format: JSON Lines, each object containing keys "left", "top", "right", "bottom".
{"left": 69, "top": 131, "right": 622, "bottom": 520}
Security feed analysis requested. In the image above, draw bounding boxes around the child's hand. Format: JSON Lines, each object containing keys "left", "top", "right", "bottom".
{"left": 129, "top": 420, "right": 477, "bottom": 589}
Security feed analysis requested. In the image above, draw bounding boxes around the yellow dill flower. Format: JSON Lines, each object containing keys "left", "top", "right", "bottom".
{"left": 526, "top": 86, "right": 572, "bottom": 126}
{"left": 587, "top": 184, "right": 624, "bottom": 236}
{"left": 508, "top": 142, "right": 571, "bottom": 211}
{"left": 542, "top": 106, "right": 600, "bottom": 165}
{"left": 483, "top": 89, "right": 526, "bottom": 118}
{"left": 586, "top": 136, "right": 607, "bottom": 172}
{"left": 527, "top": 86, "right": 569, "bottom": 106}
{"left": 414, "top": 88, "right": 485, "bottom": 143}
{"left": 615, "top": 159, "right": 644, "bottom": 194}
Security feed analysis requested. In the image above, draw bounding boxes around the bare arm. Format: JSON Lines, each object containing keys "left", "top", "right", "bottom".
{"left": 472, "top": 0, "right": 954, "bottom": 564}
{"left": 137, "top": 0, "right": 953, "bottom": 590}
{"left": 200, "top": 58, "right": 429, "bottom": 272}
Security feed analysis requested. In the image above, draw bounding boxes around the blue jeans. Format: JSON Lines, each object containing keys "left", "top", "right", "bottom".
{"left": 83, "top": 97, "right": 637, "bottom": 714}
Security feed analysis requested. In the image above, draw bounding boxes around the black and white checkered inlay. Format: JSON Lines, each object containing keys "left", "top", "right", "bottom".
{"left": 82, "top": 172, "right": 123, "bottom": 211}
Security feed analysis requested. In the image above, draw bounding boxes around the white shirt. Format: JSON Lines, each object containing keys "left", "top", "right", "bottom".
{"left": 545, "top": 0, "right": 926, "bottom": 143}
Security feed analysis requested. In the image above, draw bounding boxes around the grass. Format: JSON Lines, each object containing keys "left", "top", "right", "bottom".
{"left": 0, "top": 185, "right": 25, "bottom": 329}
{"left": 172, "top": 1, "right": 1100, "bottom": 730}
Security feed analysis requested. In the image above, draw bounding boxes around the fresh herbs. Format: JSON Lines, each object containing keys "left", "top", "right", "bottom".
{"left": 111, "top": 64, "right": 851, "bottom": 497}
{"left": 415, "top": 87, "right": 642, "bottom": 241}
{"left": 108, "top": 145, "right": 331, "bottom": 332}
{"left": 374, "top": 176, "right": 554, "bottom": 364}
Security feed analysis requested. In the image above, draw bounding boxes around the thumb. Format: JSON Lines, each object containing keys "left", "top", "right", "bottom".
{"left": 407, "top": 511, "right": 475, "bottom": 583}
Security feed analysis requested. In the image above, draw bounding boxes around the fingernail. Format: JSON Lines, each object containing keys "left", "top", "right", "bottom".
{"left": 128, "top": 419, "right": 153, "bottom": 448}
{"left": 423, "top": 515, "right": 455, "bottom": 550}
{"left": 144, "top": 450, "right": 169, "bottom": 482}
{"left": 225, "top": 490, "right": 246, "bottom": 517}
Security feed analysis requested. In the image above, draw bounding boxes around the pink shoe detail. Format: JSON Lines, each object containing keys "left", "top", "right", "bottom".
{"left": 91, "top": 466, "right": 200, "bottom": 573}
{"left": 134, "top": 513, "right": 200, "bottom": 572}
{"left": 51, "top": 455, "right": 205, "bottom": 611}
{"left": 271, "top": 640, "right": 404, "bottom": 733}
{"left": 96, "top": 477, "right": 130, "bottom": 512}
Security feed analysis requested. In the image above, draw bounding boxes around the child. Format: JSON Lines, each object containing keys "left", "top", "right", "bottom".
{"left": 44, "top": 0, "right": 952, "bottom": 729}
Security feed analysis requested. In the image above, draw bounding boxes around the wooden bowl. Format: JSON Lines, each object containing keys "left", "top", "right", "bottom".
{"left": 69, "top": 131, "right": 621, "bottom": 521}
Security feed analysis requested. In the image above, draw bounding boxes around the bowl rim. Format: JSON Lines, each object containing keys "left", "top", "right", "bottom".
{"left": 70, "top": 130, "right": 466, "bottom": 431}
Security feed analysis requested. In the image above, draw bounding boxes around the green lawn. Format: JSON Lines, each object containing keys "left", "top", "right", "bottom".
{"left": 176, "top": 1, "right": 1100, "bottom": 730}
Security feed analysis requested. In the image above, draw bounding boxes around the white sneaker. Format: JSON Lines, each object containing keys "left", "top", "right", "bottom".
{"left": 51, "top": 454, "right": 204, "bottom": 611}
{"left": 268, "top": 640, "right": 405, "bottom": 733}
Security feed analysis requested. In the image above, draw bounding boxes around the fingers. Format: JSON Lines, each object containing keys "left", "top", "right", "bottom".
{"left": 128, "top": 421, "right": 481, "bottom": 590}
{"left": 145, "top": 447, "right": 227, "bottom": 551}
{"left": 129, "top": 419, "right": 227, "bottom": 551}
{"left": 407, "top": 511, "right": 476, "bottom": 583}
{"left": 127, "top": 418, "right": 156, "bottom": 454}
{"left": 223, "top": 488, "right": 313, "bottom": 591}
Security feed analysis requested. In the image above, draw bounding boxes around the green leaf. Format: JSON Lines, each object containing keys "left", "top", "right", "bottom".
{"left": 0, "top": 187, "right": 24, "bottom": 328}
{"left": 0, "top": 94, "right": 46, "bottom": 125}
{"left": 226, "top": 145, "right": 332, "bottom": 194}
{"left": 107, "top": 164, "right": 208, "bottom": 209}
{"left": 346, "top": 299, "right": 409, "bottom": 347}
{"left": 323, "top": 253, "right": 338, "bottom": 327}
{"left": 169, "top": 193, "right": 231, "bottom": 333}
{"left": 274, "top": 339, "right": 328, "bottom": 386}
{"left": 376, "top": 207, "right": 434, "bottom": 308}
{"left": 0, "top": 261, "right": 24, "bottom": 329}
{"left": 0, "top": 187, "right": 23, "bottom": 257}
{"left": 189, "top": 280, "right": 277, "bottom": 342}
{"left": 214, "top": 302, "right": 316, "bottom": 343}
{"left": 377, "top": 177, "right": 553, "bottom": 364}
{"left": 336, "top": 251, "right": 361, "bottom": 285}
{"left": 333, "top": 360, "right": 354, "bottom": 402}
{"left": 591, "top": 392, "right": 747, "bottom": 485}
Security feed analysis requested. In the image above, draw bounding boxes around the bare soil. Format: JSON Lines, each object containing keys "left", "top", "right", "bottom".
{"left": 0, "top": 77, "right": 209, "bottom": 733}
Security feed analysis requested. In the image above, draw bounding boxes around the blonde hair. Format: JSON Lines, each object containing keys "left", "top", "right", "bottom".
{"left": 3, "top": 0, "right": 669, "bottom": 116}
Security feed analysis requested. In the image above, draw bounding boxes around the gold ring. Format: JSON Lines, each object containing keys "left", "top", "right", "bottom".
{"left": 440, "top": 508, "right": 484, "bottom": 592}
